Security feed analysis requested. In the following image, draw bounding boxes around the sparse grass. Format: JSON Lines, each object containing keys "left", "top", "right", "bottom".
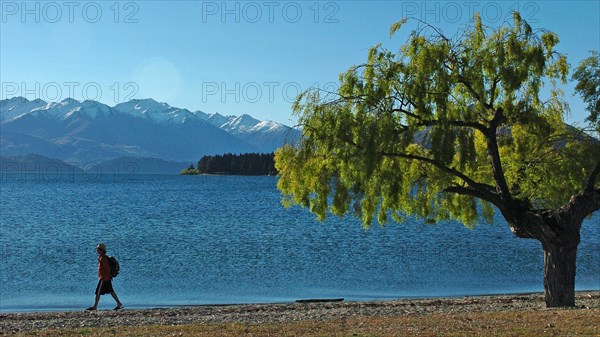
{"left": 18, "top": 308, "right": 600, "bottom": 337}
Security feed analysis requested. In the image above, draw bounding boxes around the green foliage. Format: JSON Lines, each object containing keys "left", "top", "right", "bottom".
{"left": 275, "top": 12, "right": 600, "bottom": 228}
{"left": 572, "top": 50, "right": 600, "bottom": 131}
{"left": 389, "top": 18, "right": 407, "bottom": 38}
{"left": 180, "top": 164, "right": 198, "bottom": 175}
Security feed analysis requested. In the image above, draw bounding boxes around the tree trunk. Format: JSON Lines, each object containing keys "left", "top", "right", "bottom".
{"left": 542, "top": 241, "right": 578, "bottom": 307}
{"left": 503, "top": 191, "right": 599, "bottom": 308}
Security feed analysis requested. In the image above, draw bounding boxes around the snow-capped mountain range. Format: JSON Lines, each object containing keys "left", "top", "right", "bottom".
{"left": 0, "top": 97, "right": 300, "bottom": 167}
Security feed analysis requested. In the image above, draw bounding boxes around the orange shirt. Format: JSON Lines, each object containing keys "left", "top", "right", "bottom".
{"left": 98, "top": 254, "right": 112, "bottom": 281}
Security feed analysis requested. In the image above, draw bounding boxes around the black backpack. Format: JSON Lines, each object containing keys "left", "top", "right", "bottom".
{"left": 108, "top": 256, "right": 120, "bottom": 278}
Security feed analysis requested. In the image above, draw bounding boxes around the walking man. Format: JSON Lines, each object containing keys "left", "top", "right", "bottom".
{"left": 86, "top": 243, "right": 123, "bottom": 310}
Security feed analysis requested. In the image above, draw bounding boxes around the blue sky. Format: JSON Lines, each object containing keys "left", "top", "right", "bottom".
{"left": 1, "top": 1, "right": 599, "bottom": 126}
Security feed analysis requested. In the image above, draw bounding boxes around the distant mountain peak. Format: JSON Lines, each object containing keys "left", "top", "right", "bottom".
{"left": 113, "top": 99, "right": 199, "bottom": 125}
{"left": 60, "top": 97, "right": 79, "bottom": 105}
{"left": 131, "top": 98, "right": 160, "bottom": 103}
{"left": 128, "top": 98, "right": 170, "bottom": 110}
{"left": 2, "top": 96, "right": 32, "bottom": 104}
{"left": 0, "top": 97, "right": 50, "bottom": 122}
{"left": 238, "top": 113, "right": 260, "bottom": 122}
{"left": 221, "top": 114, "right": 261, "bottom": 132}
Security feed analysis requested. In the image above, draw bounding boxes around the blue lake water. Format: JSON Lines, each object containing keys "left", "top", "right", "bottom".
{"left": 0, "top": 173, "right": 598, "bottom": 312}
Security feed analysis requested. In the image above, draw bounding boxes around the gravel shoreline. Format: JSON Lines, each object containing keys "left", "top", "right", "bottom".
{"left": 2, "top": 291, "right": 599, "bottom": 335}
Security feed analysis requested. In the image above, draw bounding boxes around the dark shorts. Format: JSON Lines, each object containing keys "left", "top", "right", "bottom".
{"left": 95, "top": 280, "right": 114, "bottom": 295}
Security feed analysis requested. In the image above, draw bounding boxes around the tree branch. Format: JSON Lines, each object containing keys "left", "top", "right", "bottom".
{"left": 585, "top": 158, "right": 600, "bottom": 192}
{"left": 378, "top": 150, "right": 499, "bottom": 204}
{"left": 418, "top": 118, "right": 487, "bottom": 133}
{"left": 457, "top": 76, "right": 492, "bottom": 110}
{"left": 484, "top": 108, "right": 512, "bottom": 201}
{"left": 489, "top": 77, "right": 500, "bottom": 107}
{"left": 389, "top": 108, "right": 488, "bottom": 133}
{"left": 558, "top": 189, "right": 600, "bottom": 228}
{"left": 443, "top": 185, "right": 503, "bottom": 208}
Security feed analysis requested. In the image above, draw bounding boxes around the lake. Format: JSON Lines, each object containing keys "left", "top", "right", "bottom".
{"left": 0, "top": 173, "right": 598, "bottom": 312}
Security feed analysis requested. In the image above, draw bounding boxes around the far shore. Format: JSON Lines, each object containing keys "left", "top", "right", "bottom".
{"left": 2, "top": 291, "right": 599, "bottom": 336}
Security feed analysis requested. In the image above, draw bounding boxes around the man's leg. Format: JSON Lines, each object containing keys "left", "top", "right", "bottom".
{"left": 110, "top": 292, "right": 123, "bottom": 309}
{"left": 92, "top": 292, "right": 101, "bottom": 308}
{"left": 87, "top": 281, "right": 102, "bottom": 310}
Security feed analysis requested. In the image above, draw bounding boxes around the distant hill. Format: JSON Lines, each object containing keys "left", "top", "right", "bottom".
{"left": 85, "top": 157, "right": 190, "bottom": 175}
{"left": 0, "top": 154, "right": 84, "bottom": 174}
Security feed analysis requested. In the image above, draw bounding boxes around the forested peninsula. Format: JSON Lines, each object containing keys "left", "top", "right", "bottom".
{"left": 181, "top": 153, "right": 276, "bottom": 176}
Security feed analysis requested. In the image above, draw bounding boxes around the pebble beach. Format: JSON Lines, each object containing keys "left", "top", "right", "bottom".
{"left": 2, "top": 291, "right": 599, "bottom": 335}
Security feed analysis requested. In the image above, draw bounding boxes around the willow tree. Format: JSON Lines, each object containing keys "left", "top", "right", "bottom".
{"left": 275, "top": 13, "right": 600, "bottom": 308}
